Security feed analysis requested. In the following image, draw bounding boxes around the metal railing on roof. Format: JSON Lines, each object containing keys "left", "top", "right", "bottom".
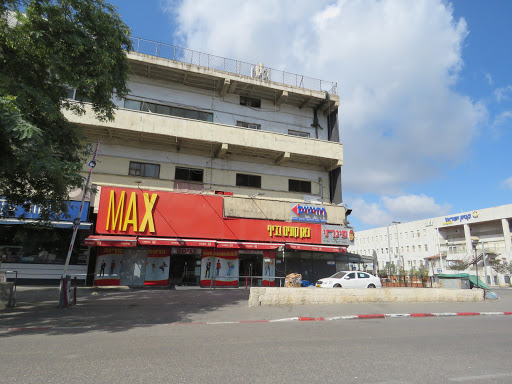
{"left": 131, "top": 37, "right": 338, "bottom": 95}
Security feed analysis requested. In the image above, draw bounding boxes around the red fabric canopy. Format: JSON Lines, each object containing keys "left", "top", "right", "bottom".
{"left": 216, "top": 241, "right": 284, "bottom": 250}
{"left": 84, "top": 236, "right": 137, "bottom": 247}
{"left": 137, "top": 237, "right": 216, "bottom": 247}
{"left": 286, "top": 243, "right": 346, "bottom": 253}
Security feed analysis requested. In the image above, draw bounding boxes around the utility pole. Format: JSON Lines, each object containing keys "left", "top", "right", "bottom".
{"left": 386, "top": 225, "right": 392, "bottom": 273}
{"left": 59, "top": 141, "right": 100, "bottom": 307}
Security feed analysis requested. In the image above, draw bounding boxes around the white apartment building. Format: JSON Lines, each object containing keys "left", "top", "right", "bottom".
{"left": 351, "top": 204, "right": 512, "bottom": 286}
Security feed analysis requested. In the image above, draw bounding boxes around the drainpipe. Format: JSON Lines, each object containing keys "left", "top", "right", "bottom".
{"left": 311, "top": 91, "right": 330, "bottom": 139}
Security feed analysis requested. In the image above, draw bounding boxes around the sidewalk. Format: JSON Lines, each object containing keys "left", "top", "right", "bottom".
{"left": 1, "top": 286, "right": 511, "bottom": 331}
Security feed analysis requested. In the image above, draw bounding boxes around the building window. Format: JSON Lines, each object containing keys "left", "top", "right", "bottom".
{"left": 237, "top": 121, "right": 261, "bottom": 130}
{"left": 288, "top": 130, "right": 310, "bottom": 138}
{"left": 288, "top": 179, "right": 311, "bottom": 193}
{"left": 129, "top": 161, "right": 160, "bottom": 178}
{"left": 236, "top": 173, "right": 261, "bottom": 188}
{"left": 175, "top": 167, "right": 204, "bottom": 182}
{"left": 417, "top": 231, "right": 420, "bottom": 237}
{"left": 240, "top": 96, "right": 261, "bottom": 108}
{"left": 412, "top": 245, "right": 415, "bottom": 252}
{"left": 124, "top": 99, "right": 213, "bottom": 123}
{"left": 425, "top": 244, "right": 428, "bottom": 251}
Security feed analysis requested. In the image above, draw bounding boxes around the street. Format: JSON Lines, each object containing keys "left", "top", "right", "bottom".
{"left": 2, "top": 311, "right": 512, "bottom": 383}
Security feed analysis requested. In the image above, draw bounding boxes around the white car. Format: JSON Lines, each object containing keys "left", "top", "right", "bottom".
{"left": 316, "top": 271, "right": 382, "bottom": 289}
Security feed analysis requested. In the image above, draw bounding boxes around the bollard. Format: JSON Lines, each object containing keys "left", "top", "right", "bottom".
{"left": 73, "top": 277, "right": 77, "bottom": 305}
{"left": 58, "top": 275, "right": 72, "bottom": 308}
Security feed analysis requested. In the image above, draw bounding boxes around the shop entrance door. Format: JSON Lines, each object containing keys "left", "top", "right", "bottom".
{"left": 169, "top": 254, "right": 202, "bottom": 286}
{"left": 239, "top": 252, "right": 263, "bottom": 286}
{"left": 120, "top": 248, "right": 147, "bottom": 286}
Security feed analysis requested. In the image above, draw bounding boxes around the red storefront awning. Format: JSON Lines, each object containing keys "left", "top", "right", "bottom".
{"left": 137, "top": 237, "right": 216, "bottom": 247}
{"left": 216, "top": 241, "right": 285, "bottom": 250}
{"left": 286, "top": 244, "right": 347, "bottom": 253}
{"left": 84, "top": 236, "right": 137, "bottom": 247}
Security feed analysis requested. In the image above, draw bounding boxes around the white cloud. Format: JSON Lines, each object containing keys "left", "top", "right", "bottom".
{"left": 166, "top": 0, "right": 485, "bottom": 195}
{"left": 491, "top": 110, "right": 512, "bottom": 137}
{"left": 485, "top": 73, "right": 493, "bottom": 85}
{"left": 348, "top": 194, "right": 451, "bottom": 228}
{"left": 494, "top": 85, "right": 512, "bottom": 102}
{"left": 504, "top": 177, "right": 512, "bottom": 191}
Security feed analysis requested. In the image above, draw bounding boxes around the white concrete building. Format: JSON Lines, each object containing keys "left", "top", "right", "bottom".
{"left": 351, "top": 204, "right": 512, "bottom": 286}
{"left": 1, "top": 38, "right": 356, "bottom": 286}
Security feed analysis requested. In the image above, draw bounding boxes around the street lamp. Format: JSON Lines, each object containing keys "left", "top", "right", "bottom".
{"left": 392, "top": 221, "right": 402, "bottom": 282}
{"left": 471, "top": 236, "right": 479, "bottom": 288}
{"left": 393, "top": 221, "right": 401, "bottom": 265}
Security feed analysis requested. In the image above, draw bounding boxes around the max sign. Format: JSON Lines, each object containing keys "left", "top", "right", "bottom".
{"left": 106, "top": 190, "right": 158, "bottom": 233}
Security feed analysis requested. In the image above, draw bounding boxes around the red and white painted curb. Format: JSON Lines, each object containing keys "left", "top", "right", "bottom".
{"left": 3, "top": 311, "right": 511, "bottom": 332}
{"left": 171, "top": 311, "right": 512, "bottom": 325}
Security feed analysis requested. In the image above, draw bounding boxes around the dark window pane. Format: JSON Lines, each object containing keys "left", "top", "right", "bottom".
{"left": 240, "top": 96, "right": 261, "bottom": 108}
{"left": 156, "top": 104, "right": 171, "bottom": 115}
{"left": 74, "top": 90, "right": 91, "bottom": 103}
{"left": 142, "top": 102, "right": 156, "bottom": 113}
{"left": 129, "top": 161, "right": 159, "bottom": 178}
{"left": 175, "top": 167, "right": 203, "bottom": 182}
{"left": 236, "top": 173, "right": 261, "bottom": 188}
{"left": 289, "top": 179, "right": 311, "bottom": 193}
{"left": 124, "top": 99, "right": 142, "bottom": 110}
{"left": 65, "top": 88, "right": 75, "bottom": 99}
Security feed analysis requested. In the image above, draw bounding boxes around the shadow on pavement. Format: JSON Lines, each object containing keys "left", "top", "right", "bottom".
{"left": 0, "top": 286, "right": 250, "bottom": 337}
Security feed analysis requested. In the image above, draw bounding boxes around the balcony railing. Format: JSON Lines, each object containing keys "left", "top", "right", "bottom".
{"left": 131, "top": 37, "right": 338, "bottom": 95}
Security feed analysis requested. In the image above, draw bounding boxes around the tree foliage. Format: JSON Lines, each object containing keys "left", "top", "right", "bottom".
{"left": 490, "top": 260, "right": 512, "bottom": 275}
{"left": 446, "top": 259, "right": 469, "bottom": 271}
{"left": 0, "top": 0, "right": 131, "bottom": 218}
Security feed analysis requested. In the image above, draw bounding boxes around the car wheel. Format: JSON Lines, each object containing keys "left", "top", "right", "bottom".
{"left": 367, "top": 284, "right": 376, "bottom": 288}
{"left": 333, "top": 284, "right": 342, "bottom": 288}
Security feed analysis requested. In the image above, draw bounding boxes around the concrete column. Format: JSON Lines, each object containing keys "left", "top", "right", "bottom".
{"left": 502, "top": 219, "right": 511, "bottom": 252}
{"left": 463, "top": 224, "right": 472, "bottom": 254}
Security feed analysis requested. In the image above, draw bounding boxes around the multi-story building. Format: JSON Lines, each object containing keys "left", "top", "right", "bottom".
{"left": 351, "top": 204, "right": 512, "bottom": 286}
{"left": 2, "top": 38, "right": 357, "bottom": 286}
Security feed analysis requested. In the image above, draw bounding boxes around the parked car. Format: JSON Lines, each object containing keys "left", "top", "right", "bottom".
{"left": 316, "top": 271, "right": 382, "bottom": 288}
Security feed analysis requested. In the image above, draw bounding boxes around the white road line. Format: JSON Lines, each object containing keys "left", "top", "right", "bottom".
{"left": 448, "top": 372, "right": 512, "bottom": 381}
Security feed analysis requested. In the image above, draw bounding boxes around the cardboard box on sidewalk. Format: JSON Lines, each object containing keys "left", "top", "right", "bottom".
{"left": 285, "top": 273, "right": 302, "bottom": 288}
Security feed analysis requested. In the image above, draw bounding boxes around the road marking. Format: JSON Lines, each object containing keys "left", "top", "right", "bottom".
{"left": 448, "top": 372, "right": 512, "bottom": 381}
{"left": 3, "top": 311, "right": 512, "bottom": 333}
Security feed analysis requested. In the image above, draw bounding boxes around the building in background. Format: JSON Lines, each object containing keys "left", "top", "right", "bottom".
{"left": 351, "top": 204, "right": 512, "bottom": 286}
{"left": 2, "top": 38, "right": 359, "bottom": 286}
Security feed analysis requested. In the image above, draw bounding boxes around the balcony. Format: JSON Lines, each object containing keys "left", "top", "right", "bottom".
{"left": 64, "top": 105, "right": 343, "bottom": 170}
{"left": 127, "top": 42, "right": 340, "bottom": 113}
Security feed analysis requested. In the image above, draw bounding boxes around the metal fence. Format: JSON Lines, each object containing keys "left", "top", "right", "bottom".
{"left": 131, "top": 37, "right": 337, "bottom": 95}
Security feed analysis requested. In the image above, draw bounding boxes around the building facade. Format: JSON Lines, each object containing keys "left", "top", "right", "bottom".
{"left": 351, "top": 204, "right": 512, "bottom": 286}
{"left": 0, "top": 38, "right": 360, "bottom": 286}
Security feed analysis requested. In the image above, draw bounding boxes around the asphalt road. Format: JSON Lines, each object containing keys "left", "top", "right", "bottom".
{"left": 2, "top": 315, "right": 512, "bottom": 384}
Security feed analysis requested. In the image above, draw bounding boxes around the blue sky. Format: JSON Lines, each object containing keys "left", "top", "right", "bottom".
{"left": 109, "top": 0, "right": 511, "bottom": 230}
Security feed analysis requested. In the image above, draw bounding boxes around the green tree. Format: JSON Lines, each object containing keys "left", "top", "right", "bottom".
{"left": 0, "top": 0, "right": 131, "bottom": 218}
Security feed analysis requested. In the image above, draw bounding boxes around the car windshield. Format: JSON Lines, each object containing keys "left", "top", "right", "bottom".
{"left": 331, "top": 272, "right": 347, "bottom": 279}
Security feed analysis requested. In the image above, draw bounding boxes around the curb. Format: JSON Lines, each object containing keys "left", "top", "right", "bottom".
{"left": 2, "top": 312, "right": 511, "bottom": 333}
